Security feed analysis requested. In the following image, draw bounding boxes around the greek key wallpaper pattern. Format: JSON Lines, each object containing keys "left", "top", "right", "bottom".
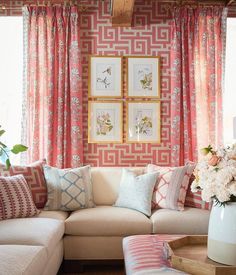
{"left": 81, "top": 0, "right": 171, "bottom": 167}
{"left": 1, "top": 0, "right": 172, "bottom": 167}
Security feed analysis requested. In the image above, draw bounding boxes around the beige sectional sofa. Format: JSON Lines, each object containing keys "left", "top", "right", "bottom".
{"left": 0, "top": 167, "right": 210, "bottom": 274}
{"left": 0, "top": 213, "right": 67, "bottom": 275}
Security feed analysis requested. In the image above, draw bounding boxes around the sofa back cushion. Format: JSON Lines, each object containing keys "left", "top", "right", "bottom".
{"left": 91, "top": 167, "right": 144, "bottom": 205}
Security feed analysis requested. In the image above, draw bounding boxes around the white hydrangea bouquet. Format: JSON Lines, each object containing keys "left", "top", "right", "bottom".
{"left": 192, "top": 144, "right": 236, "bottom": 206}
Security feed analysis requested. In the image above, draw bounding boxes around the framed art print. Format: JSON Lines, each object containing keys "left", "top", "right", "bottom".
{"left": 126, "top": 101, "right": 161, "bottom": 143}
{"left": 127, "top": 56, "right": 160, "bottom": 98}
{"left": 88, "top": 101, "right": 123, "bottom": 143}
{"left": 89, "top": 56, "right": 123, "bottom": 98}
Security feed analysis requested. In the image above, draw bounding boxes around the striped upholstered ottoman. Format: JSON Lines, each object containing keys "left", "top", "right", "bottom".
{"left": 123, "top": 235, "right": 187, "bottom": 275}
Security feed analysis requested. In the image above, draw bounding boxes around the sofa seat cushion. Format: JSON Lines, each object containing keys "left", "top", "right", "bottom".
{"left": 65, "top": 206, "right": 152, "bottom": 236}
{"left": 0, "top": 218, "right": 64, "bottom": 257}
{"left": 37, "top": 210, "right": 69, "bottom": 220}
{"left": 0, "top": 245, "right": 47, "bottom": 275}
{"left": 151, "top": 207, "right": 210, "bottom": 235}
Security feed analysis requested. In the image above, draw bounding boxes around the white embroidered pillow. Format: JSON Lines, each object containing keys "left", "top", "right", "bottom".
{"left": 114, "top": 169, "right": 157, "bottom": 217}
{"left": 146, "top": 164, "right": 194, "bottom": 211}
{"left": 43, "top": 165, "right": 95, "bottom": 211}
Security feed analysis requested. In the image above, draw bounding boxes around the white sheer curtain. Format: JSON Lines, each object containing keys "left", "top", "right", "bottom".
{"left": 224, "top": 18, "right": 236, "bottom": 145}
{"left": 0, "top": 17, "right": 23, "bottom": 164}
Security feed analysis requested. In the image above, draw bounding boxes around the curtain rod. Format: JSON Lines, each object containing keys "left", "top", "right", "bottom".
{"left": 0, "top": 0, "right": 104, "bottom": 12}
{"left": 0, "top": 0, "right": 234, "bottom": 12}
{"left": 159, "top": 0, "right": 232, "bottom": 10}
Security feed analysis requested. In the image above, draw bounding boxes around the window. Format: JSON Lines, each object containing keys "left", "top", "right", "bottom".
{"left": 223, "top": 18, "right": 236, "bottom": 144}
{"left": 0, "top": 17, "right": 23, "bottom": 163}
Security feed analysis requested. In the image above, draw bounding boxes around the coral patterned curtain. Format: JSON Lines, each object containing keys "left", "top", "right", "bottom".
{"left": 23, "top": 6, "right": 83, "bottom": 168}
{"left": 171, "top": 7, "right": 228, "bottom": 166}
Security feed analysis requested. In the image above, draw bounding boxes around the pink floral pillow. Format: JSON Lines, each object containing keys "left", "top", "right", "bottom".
{"left": 146, "top": 164, "right": 194, "bottom": 211}
{"left": 0, "top": 175, "right": 39, "bottom": 220}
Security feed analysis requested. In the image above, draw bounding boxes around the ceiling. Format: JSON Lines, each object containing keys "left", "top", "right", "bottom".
{"left": 111, "top": 0, "right": 236, "bottom": 27}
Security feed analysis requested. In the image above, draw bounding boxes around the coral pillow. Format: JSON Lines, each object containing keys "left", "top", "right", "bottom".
{"left": 183, "top": 164, "right": 212, "bottom": 210}
{"left": 146, "top": 164, "right": 194, "bottom": 211}
{"left": 0, "top": 175, "right": 39, "bottom": 220}
{"left": 0, "top": 160, "right": 47, "bottom": 209}
{"left": 185, "top": 176, "right": 212, "bottom": 210}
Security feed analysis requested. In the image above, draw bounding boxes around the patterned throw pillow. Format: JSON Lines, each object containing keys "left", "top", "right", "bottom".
{"left": 183, "top": 164, "right": 211, "bottom": 210}
{"left": 0, "top": 175, "right": 39, "bottom": 220}
{"left": 185, "top": 177, "right": 212, "bottom": 210}
{"left": 114, "top": 169, "right": 158, "bottom": 217}
{"left": 0, "top": 160, "right": 47, "bottom": 209}
{"left": 43, "top": 165, "right": 95, "bottom": 211}
{"left": 146, "top": 164, "right": 194, "bottom": 211}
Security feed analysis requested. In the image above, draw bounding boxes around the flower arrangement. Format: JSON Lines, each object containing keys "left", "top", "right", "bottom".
{"left": 192, "top": 144, "right": 236, "bottom": 206}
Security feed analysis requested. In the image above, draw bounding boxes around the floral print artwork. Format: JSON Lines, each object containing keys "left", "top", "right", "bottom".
{"left": 135, "top": 110, "right": 153, "bottom": 136}
{"left": 127, "top": 102, "right": 160, "bottom": 143}
{"left": 96, "top": 64, "right": 115, "bottom": 91}
{"left": 96, "top": 66, "right": 112, "bottom": 89}
{"left": 88, "top": 102, "right": 122, "bottom": 143}
{"left": 134, "top": 64, "right": 153, "bottom": 91}
{"left": 140, "top": 72, "right": 152, "bottom": 90}
{"left": 96, "top": 112, "right": 114, "bottom": 135}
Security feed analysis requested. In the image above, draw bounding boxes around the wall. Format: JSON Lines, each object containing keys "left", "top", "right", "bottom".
{"left": 1, "top": 0, "right": 172, "bottom": 167}
{"left": 81, "top": 0, "right": 172, "bottom": 166}
{"left": 1, "top": 1, "right": 236, "bottom": 167}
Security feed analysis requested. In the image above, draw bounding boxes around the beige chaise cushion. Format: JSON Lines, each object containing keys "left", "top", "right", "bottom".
{"left": 0, "top": 218, "right": 64, "bottom": 257}
{"left": 0, "top": 245, "right": 47, "bottom": 275}
{"left": 151, "top": 207, "right": 210, "bottom": 234}
{"left": 37, "top": 210, "right": 69, "bottom": 220}
{"left": 65, "top": 206, "right": 152, "bottom": 236}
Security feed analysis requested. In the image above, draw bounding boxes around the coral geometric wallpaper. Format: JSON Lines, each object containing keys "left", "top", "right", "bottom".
{"left": 81, "top": 0, "right": 172, "bottom": 166}
{"left": 1, "top": 0, "right": 172, "bottom": 167}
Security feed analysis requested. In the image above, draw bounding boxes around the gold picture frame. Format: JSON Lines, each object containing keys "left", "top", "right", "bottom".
{"left": 88, "top": 55, "right": 123, "bottom": 98}
{"left": 126, "top": 56, "right": 161, "bottom": 98}
{"left": 88, "top": 101, "right": 123, "bottom": 143}
{"left": 126, "top": 101, "right": 161, "bottom": 143}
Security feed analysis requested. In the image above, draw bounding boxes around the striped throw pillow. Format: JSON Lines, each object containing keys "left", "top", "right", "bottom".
{"left": 146, "top": 164, "right": 194, "bottom": 211}
{"left": 0, "top": 175, "right": 39, "bottom": 220}
{"left": 185, "top": 184, "right": 212, "bottom": 210}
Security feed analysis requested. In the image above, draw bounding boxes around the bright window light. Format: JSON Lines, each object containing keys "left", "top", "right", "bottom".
{"left": 0, "top": 17, "right": 23, "bottom": 164}
{"left": 223, "top": 18, "right": 236, "bottom": 145}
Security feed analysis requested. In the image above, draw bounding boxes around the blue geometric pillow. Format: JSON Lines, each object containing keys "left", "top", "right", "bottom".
{"left": 43, "top": 165, "right": 95, "bottom": 211}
